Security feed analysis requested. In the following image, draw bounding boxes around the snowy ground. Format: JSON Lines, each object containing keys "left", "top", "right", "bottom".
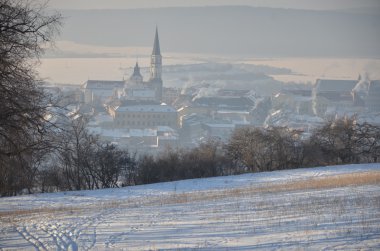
{"left": 0, "top": 164, "right": 379, "bottom": 250}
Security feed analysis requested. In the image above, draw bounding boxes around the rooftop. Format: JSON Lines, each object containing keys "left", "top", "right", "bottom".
{"left": 192, "top": 96, "right": 255, "bottom": 108}
{"left": 368, "top": 80, "right": 380, "bottom": 93}
{"left": 83, "top": 80, "right": 124, "bottom": 89}
{"left": 116, "top": 102, "right": 176, "bottom": 113}
{"left": 315, "top": 79, "right": 357, "bottom": 93}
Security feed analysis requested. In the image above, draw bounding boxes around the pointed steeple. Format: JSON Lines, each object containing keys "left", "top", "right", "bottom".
{"left": 150, "top": 26, "right": 163, "bottom": 102}
{"left": 152, "top": 26, "right": 161, "bottom": 55}
{"left": 132, "top": 61, "right": 142, "bottom": 77}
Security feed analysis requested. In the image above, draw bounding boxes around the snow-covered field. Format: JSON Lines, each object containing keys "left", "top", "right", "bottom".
{"left": 1, "top": 164, "right": 379, "bottom": 250}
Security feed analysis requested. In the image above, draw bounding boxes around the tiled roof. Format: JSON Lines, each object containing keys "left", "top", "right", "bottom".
{"left": 116, "top": 103, "right": 176, "bottom": 113}
{"left": 315, "top": 79, "right": 357, "bottom": 93}
{"left": 193, "top": 96, "right": 255, "bottom": 108}
{"left": 83, "top": 80, "right": 124, "bottom": 89}
{"left": 368, "top": 80, "right": 380, "bottom": 93}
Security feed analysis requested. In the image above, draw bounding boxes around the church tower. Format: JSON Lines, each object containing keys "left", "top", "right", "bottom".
{"left": 150, "top": 27, "right": 162, "bottom": 80}
{"left": 150, "top": 27, "right": 163, "bottom": 101}
{"left": 130, "top": 62, "right": 143, "bottom": 84}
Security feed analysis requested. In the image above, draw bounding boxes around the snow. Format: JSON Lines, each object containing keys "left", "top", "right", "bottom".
{"left": 88, "top": 127, "right": 130, "bottom": 138}
{"left": 217, "top": 110, "right": 250, "bottom": 114}
{"left": 156, "top": 126, "right": 176, "bottom": 133}
{"left": 204, "top": 123, "right": 235, "bottom": 128}
{"left": 87, "top": 127, "right": 159, "bottom": 138}
{"left": 116, "top": 104, "right": 176, "bottom": 113}
{"left": 0, "top": 164, "right": 379, "bottom": 250}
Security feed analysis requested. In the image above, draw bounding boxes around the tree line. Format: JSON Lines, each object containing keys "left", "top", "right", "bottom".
{"left": 3, "top": 109, "right": 379, "bottom": 196}
{"left": 136, "top": 116, "right": 380, "bottom": 185}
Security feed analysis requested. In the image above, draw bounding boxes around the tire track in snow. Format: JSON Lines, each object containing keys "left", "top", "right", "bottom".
{"left": 38, "top": 222, "right": 77, "bottom": 251}
{"left": 11, "top": 207, "right": 119, "bottom": 250}
{"left": 16, "top": 226, "right": 48, "bottom": 251}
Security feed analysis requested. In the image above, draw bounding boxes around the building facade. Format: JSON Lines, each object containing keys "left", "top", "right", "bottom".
{"left": 366, "top": 80, "right": 380, "bottom": 112}
{"left": 83, "top": 80, "right": 124, "bottom": 104}
{"left": 312, "top": 79, "right": 357, "bottom": 117}
{"left": 110, "top": 100, "right": 178, "bottom": 129}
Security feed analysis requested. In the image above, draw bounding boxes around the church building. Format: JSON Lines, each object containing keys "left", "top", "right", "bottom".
{"left": 123, "top": 27, "right": 163, "bottom": 102}
{"left": 106, "top": 28, "right": 178, "bottom": 129}
{"left": 83, "top": 27, "right": 164, "bottom": 104}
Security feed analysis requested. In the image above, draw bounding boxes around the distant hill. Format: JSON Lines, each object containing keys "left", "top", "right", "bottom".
{"left": 60, "top": 6, "right": 380, "bottom": 58}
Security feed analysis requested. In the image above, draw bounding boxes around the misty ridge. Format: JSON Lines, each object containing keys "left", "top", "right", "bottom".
{"left": 57, "top": 6, "right": 380, "bottom": 58}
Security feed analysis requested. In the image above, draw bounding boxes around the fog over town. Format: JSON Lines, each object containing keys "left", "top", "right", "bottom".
{"left": 38, "top": 0, "right": 380, "bottom": 154}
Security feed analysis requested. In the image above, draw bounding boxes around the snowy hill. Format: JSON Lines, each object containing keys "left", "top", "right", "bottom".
{"left": 0, "top": 164, "right": 379, "bottom": 250}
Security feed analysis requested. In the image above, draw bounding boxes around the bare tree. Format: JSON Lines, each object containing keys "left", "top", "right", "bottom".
{"left": 50, "top": 115, "right": 137, "bottom": 191}
{"left": 136, "top": 140, "right": 230, "bottom": 185}
{"left": 227, "top": 126, "right": 304, "bottom": 173}
{"left": 54, "top": 115, "right": 97, "bottom": 190}
{"left": 310, "top": 116, "right": 380, "bottom": 165}
{"left": 136, "top": 155, "right": 159, "bottom": 184}
{"left": 94, "top": 144, "right": 135, "bottom": 189}
{"left": 227, "top": 127, "right": 260, "bottom": 172}
{"left": 0, "top": 0, "right": 61, "bottom": 196}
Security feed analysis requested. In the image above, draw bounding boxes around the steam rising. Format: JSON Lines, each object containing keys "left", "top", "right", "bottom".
{"left": 352, "top": 72, "right": 370, "bottom": 97}
{"left": 192, "top": 87, "right": 220, "bottom": 101}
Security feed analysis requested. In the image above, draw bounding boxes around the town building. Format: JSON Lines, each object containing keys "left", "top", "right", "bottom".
{"left": 83, "top": 80, "right": 124, "bottom": 104}
{"left": 312, "top": 79, "right": 358, "bottom": 117}
{"left": 366, "top": 80, "right": 380, "bottom": 112}
{"left": 177, "top": 89, "right": 256, "bottom": 144}
{"left": 109, "top": 100, "right": 178, "bottom": 129}
{"left": 312, "top": 77, "right": 380, "bottom": 117}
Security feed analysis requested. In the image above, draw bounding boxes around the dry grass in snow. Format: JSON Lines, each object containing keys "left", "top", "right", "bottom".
{"left": 0, "top": 165, "right": 379, "bottom": 250}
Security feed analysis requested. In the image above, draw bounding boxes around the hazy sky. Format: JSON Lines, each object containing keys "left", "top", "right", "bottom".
{"left": 48, "top": 0, "right": 380, "bottom": 11}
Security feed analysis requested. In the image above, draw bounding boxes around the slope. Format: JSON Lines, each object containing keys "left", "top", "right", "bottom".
{"left": 0, "top": 164, "right": 379, "bottom": 250}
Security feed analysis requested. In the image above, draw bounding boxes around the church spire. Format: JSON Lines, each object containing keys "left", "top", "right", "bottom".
{"left": 150, "top": 26, "right": 163, "bottom": 101}
{"left": 150, "top": 26, "right": 162, "bottom": 81}
{"left": 152, "top": 26, "right": 161, "bottom": 55}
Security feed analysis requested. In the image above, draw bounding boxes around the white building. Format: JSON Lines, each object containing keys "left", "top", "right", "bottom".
{"left": 82, "top": 80, "right": 124, "bottom": 104}
{"left": 109, "top": 100, "right": 178, "bottom": 129}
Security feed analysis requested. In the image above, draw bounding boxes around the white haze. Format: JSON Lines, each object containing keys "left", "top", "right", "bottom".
{"left": 47, "top": 0, "right": 380, "bottom": 12}
{"left": 37, "top": 2, "right": 380, "bottom": 85}
{"left": 38, "top": 55, "right": 380, "bottom": 85}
